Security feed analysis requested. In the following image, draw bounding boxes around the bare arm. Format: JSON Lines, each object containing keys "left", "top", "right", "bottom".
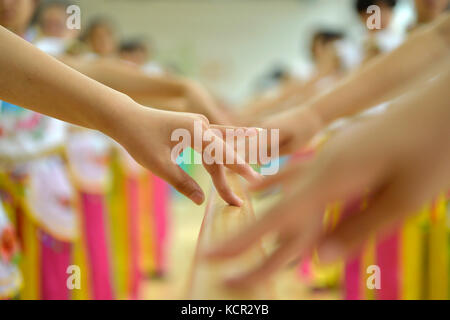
{"left": 0, "top": 25, "right": 260, "bottom": 206}
{"left": 311, "top": 13, "right": 450, "bottom": 126}
{"left": 0, "top": 26, "right": 127, "bottom": 133}
{"left": 60, "top": 55, "right": 231, "bottom": 124}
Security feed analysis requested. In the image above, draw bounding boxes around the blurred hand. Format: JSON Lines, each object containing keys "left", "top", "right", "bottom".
{"left": 111, "top": 105, "right": 262, "bottom": 206}
{"left": 205, "top": 73, "right": 450, "bottom": 287}
{"left": 259, "top": 106, "right": 323, "bottom": 156}
{"left": 183, "top": 79, "right": 235, "bottom": 126}
{"left": 210, "top": 106, "right": 323, "bottom": 166}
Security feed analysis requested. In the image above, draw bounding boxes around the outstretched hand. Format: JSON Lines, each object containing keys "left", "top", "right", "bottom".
{"left": 108, "top": 105, "right": 262, "bottom": 207}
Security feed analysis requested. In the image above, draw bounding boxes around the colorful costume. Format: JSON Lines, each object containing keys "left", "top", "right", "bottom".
{"left": 66, "top": 128, "right": 114, "bottom": 299}
{"left": 0, "top": 100, "right": 76, "bottom": 300}
{"left": 0, "top": 200, "right": 22, "bottom": 299}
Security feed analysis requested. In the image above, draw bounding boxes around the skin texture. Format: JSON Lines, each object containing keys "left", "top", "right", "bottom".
{"left": 59, "top": 55, "right": 231, "bottom": 124}
{"left": 206, "top": 65, "right": 450, "bottom": 288}
{"left": 0, "top": 25, "right": 262, "bottom": 206}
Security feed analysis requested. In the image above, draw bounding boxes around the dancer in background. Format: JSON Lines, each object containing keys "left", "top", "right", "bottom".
{"left": 119, "top": 39, "right": 166, "bottom": 76}
{"left": 0, "top": 0, "right": 77, "bottom": 299}
{"left": 240, "top": 30, "right": 346, "bottom": 122}
{"left": 81, "top": 16, "right": 118, "bottom": 58}
{"left": 33, "top": 0, "right": 79, "bottom": 54}
{"left": 119, "top": 38, "right": 171, "bottom": 283}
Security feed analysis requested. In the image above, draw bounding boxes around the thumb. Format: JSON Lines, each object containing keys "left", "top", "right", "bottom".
{"left": 160, "top": 162, "right": 205, "bottom": 205}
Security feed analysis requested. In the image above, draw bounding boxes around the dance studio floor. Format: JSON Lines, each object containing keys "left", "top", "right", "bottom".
{"left": 141, "top": 167, "right": 340, "bottom": 300}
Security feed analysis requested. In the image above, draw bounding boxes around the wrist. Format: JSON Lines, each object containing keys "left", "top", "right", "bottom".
{"left": 95, "top": 91, "right": 146, "bottom": 142}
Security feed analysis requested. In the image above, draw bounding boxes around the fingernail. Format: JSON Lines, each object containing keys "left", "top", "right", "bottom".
{"left": 317, "top": 240, "right": 342, "bottom": 265}
{"left": 190, "top": 190, "right": 205, "bottom": 205}
{"left": 232, "top": 196, "right": 244, "bottom": 207}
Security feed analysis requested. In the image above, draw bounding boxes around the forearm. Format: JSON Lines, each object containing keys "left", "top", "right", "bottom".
{"left": 306, "top": 14, "right": 450, "bottom": 127}
{"left": 61, "top": 55, "right": 229, "bottom": 124}
{"left": 60, "top": 55, "right": 186, "bottom": 99}
{"left": 242, "top": 80, "right": 312, "bottom": 119}
{"left": 0, "top": 26, "right": 136, "bottom": 137}
{"left": 388, "top": 64, "right": 450, "bottom": 145}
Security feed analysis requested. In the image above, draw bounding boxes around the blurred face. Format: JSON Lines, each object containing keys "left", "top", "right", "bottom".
{"left": 39, "top": 5, "right": 67, "bottom": 38}
{"left": 89, "top": 24, "right": 117, "bottom": 56}
{"left": 312, "top": 37, "right": 340, "bottom": 71}
{"left": 0, "top": 0, "right": 37, "bottom": 34}
{"left": 415, "top": 0, "right": 449, "bottom": 22}
{"left": 359, "top": 2, "right": 394, "bottom": 31}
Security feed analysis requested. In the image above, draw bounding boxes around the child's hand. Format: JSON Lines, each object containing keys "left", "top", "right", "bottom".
{"left": 108, "top": 104, "right": 262, "bottom": 206}
{"left": 204, "top": 72, "right": 450, "bottom": 287}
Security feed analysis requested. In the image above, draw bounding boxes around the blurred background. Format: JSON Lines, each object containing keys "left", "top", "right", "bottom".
{"left": 77, "top": 0, "right": 415, "bottom": 104}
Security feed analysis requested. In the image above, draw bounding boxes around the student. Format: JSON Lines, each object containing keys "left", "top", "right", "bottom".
{"left": 119, "top": 39, "right": 166, "bottom": 75}
{"left": 36, "top": 0, "right": 74, "bottom": 39}
{"left": 81, "top": 16, "right": 118, "bottom": 58}
{"left": 206, "top": 14, "right": 450, "bottom": 287}
{"left": 241, "top": 30, "right": 346, "bottom": 121}
{"left": 33, "top": 0, "right": 79, "bottom": 55}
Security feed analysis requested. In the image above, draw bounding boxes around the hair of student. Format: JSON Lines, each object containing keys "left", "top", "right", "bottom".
{"left": 355, "top": 0, "right": 398, "bottom": 13}
{"left": 309, "top": 29, "right": 344, "bottom": 59}
{"left": 269, "top": 67, "right": 289, "bottom": 82}
{"left": 119, "top": 39, "right": 148, "bottom": 53}
{"left": 310, "top": 30, "right": 344, "bottom": 49}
